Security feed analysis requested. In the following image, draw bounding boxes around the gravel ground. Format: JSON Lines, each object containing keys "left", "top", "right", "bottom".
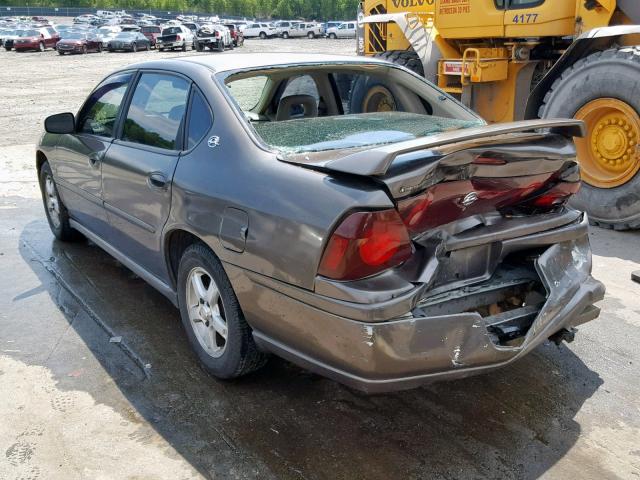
{"left": 0, "top": 31, "right": 639, "bottom": 480}
{"left": 0, "top": 36, "right": 356, "bottom": 147}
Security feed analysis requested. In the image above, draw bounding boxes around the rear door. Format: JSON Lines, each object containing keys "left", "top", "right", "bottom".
{"left": 101, "top": 71, "right": 190, "bottom": 278}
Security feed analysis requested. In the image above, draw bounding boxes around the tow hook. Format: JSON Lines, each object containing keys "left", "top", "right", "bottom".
{"left": 549, "top": 327, "right": 576, "bottom": 346}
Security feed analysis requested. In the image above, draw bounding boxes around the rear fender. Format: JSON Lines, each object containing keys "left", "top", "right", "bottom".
{"left": 525, "top": 25, "right": 640, "bottom": 120}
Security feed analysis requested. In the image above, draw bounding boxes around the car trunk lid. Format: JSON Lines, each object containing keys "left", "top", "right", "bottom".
{"left": 279, "top": 118, "right": 584, "bottom": 235}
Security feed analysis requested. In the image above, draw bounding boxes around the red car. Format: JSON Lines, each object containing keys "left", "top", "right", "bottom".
{"left": 14, "top": 27, "right": 59, "bottom": 52}
{"left": 224, "top": 23, "right": 244, "bottom": 47}
{"left": 56, "top": 31, "right": 103, "bottom": 55}
{"left": 140, "top": 25, "right": 161, "bottom": 48}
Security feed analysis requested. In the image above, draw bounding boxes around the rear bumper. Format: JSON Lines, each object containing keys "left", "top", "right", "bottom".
{"left": 229, "top": 213, "right": 604, "bottom": 393}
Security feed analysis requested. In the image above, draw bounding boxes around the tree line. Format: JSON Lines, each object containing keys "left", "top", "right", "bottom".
{"left": 7, "top": 0, "right": 360, "bottom": 20}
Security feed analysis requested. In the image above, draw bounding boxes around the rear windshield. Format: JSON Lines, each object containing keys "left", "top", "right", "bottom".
{"left": 141, "top": 26, "right": 160, "bottom": 33}
{"left": 220, "top": 65, "right": 483, "bottom": 154}
{"left": 162, "top": 27, "right": 181, "bottom": 35}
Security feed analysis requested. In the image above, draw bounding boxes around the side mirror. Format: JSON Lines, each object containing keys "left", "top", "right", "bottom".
{"left": 44, "top": 112, "right": 75, "bottom": 134}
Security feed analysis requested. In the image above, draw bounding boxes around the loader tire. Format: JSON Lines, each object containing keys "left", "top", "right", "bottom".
{"left": 349, "top": 50, "right": 426, "bottom": 114}
{"left": 374, "top": 50, "right": 424, "bottom": 76}
{"left": 539, "top": 46, "right": 640, "bottom": 230}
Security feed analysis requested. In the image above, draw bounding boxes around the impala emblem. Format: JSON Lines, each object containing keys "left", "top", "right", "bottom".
{"left": 461, "top": 191, "right": 478, "bottom": 207}
{"left": 207, "top": 135, "right": 220, "bottom": 148}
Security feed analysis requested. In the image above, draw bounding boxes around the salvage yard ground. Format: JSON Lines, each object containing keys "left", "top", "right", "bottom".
{"left": 0, "top": 36, "right": 639, "bottom": 480}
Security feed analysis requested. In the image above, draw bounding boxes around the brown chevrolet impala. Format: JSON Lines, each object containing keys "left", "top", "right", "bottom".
{"left": 37, "top": 54, "right": 604, "bottom": 392}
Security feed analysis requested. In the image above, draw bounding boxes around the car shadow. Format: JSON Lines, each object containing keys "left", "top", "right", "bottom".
{"left": 17, "top": 218, "right": 604, "bottom": 480}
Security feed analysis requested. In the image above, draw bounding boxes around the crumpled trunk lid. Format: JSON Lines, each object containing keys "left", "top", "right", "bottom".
{"left": 280, "top": 119, "right": 584, "bottom": 234}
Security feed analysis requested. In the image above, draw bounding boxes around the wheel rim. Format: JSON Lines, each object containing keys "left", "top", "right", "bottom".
{"left": 44, "top": 175, "right": 61, "bottom": 229}
{"left": 363, "top": 85, "right": 396, "bottom": 112}
{"left": 186, "top": 267, "right": 228, "bottom": 358}
{"left": 574, "top": 98, "right": 640, "bottom": 188}
{"left": 39, "top": 43, "right": 44, "bottom": 51}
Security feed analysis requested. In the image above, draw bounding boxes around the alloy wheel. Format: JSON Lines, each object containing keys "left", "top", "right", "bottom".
{"left": 44, "top": 174, "right": 61, "bottom": 229}
{"left": 186, "top": 267, "right": 228, "bottom": 358}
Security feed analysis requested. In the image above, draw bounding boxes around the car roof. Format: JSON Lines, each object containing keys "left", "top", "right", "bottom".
{"left": 126, "top": 53, "right": 393, "bottom": 74}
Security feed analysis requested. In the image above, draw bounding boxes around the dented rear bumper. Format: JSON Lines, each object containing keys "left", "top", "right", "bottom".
{"left": 231, "top": 213, "right": 604, "bottom": 393}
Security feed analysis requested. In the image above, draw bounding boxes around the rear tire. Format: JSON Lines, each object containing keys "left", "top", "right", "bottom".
{"left": 82, "top": 44, "right": 87, "bottom": 54}
{"left": 177, "top": 243, "right": 268, "bottom": 380}
{"left": 38, "top": 42, "right": 45, "bottom": 52}
{"left": 131, "top": 42, "right": 137, "bottom": 52}
{"left": 308, "top": 32, "right": 315, "bottom": 39}
{"left": 38, "top": 162, "right": 80, "bottom": 242}
{"left": 539, "top": 47, "right": 640, "bottom": 230}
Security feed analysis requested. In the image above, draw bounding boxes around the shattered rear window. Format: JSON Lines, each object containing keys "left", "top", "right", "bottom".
{"left": 220, "top": 64, "right": 483, "bottom": 154}
{"left": 254, "top": 112, "right": 482, "bottom": 153}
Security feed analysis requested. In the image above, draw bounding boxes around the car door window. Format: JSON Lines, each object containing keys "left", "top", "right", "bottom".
{"left": 186, "top": 89, "right": 213, "bottom": 149}
{"left": 77, "top": 72, "right": 133, "bottom": 137}
{"left": 122, "top": 73, "right": 190, "bottom": 150}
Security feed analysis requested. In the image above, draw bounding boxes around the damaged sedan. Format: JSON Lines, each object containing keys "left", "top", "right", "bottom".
{"left": 36, "top": 54, "right": 604, "bottom": 392}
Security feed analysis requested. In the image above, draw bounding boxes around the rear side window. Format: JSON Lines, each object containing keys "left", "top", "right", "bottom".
{"left": 78, "top": 72, "right": 132, "bottom": 137}
{"left": 122, "top": 73, "right": 190, "bottom": 150}
{"left": 187, "top": 89, "right": 213, "bottom": 149}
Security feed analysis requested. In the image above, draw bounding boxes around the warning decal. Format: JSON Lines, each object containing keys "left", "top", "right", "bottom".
{"left": 439, "top": 0, "right": 471, "bottom": 15}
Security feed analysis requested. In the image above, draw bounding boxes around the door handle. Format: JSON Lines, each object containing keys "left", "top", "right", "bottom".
{"left": 88, "top": 153, "right": 102, "bottom": 168}
{"left": 148, "top": 172, "right": 168, "bottom": 190}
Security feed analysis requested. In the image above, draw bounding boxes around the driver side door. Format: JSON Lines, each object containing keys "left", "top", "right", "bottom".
{"left": 54, "top": 71, "right": 134, "bottom": 238}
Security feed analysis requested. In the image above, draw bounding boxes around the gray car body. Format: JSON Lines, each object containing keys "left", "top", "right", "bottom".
{"left": 37, "top": 53, "right": 604, "bottom": 392}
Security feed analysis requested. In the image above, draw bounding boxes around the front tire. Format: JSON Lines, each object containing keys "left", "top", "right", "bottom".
{"left": 539, "top": 47, "right": 640, "bottom": 230}
{"left": 131, "top": 42, "right": 137, "bottom": 52}
{"left": 38, "top": 162, "right": 79, "bottom": 242}
{"left": 328, "top": 33, "right": 337, "bottom": 39}
{"left": 177, "top": 243, "right": 267, "bottom": 379}
{"left": 38, "top": 42, "right": 45, "bottom": 52}
{"left": 259, "top": 31, "right": 267, "bottom": 39}
{"left": 308, "top": 32, "right": 315, "bottom": 39}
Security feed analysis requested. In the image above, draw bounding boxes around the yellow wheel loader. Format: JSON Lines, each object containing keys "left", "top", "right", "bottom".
{"left": 356, "top": 0, "right": 640, "bottom": 229}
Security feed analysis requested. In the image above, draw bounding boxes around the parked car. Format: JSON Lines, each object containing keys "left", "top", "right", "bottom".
{"left": 195, "top": 24, "right": 232, "bottom": 52}
{"left": 140, "top": 25, "right": 162, "bottom": 48}
{"left": 181, "top": 22, "right": 200, "bottom": 34}
{"left": 13, "top": 27, "right": 59, "bottom": 52}
{"left": 2, "top": 29, "right": 21, "bottom": 50}
{"left": 96, "top": 25, "right": 121, "bottom": 43}
{"left": 38, "top": 54, "right": 604, "bottom": 393}
{"left": 274, "top": 20, "right": 300, "bottom": 38}
{"left": 106, "top": 31, "right": 150, "bottom": 52}
{"left": 326, "top": 21, "right": 357, "bottom": 39}
{"left": 96, "top": 10, "right": 116, "bottom": 19}
{"left": 74, "top": 14, "right": 97, "bottom": 24}
{"left": 224, "top": 23, "right": 244, "bottom": 46}
{"left": 56, "top": 31, "right": 102, "bottom": 55}
{"left": 287, "top": 22, "right": 323, "bottom": 39}
{"left": 156, "top": 25, "right": 194, "bottom": 51}
{"left": 242, "top": 22, "right": 277, "bottom": 39}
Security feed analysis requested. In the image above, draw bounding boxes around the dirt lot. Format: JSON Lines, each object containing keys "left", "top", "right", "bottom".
{"left": 0, "top": 35, "right": 639, "bottom": 480}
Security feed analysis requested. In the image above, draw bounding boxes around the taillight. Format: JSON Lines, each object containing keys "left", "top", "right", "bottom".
{"left": 318, "top": 209, "right": 413, "bottom": 281}
{"left": 176, "top": 34, "right": 181, "bottom": 40}
{"left": 525, "top": 181, "right": 580, "bottom": 209}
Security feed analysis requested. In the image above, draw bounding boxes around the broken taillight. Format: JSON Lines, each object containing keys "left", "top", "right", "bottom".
{"left": 396, "top": 169, "right": 580, "bottom": 235}
{"left": 318, "top": 209, "right": 413, "bottom": 281}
